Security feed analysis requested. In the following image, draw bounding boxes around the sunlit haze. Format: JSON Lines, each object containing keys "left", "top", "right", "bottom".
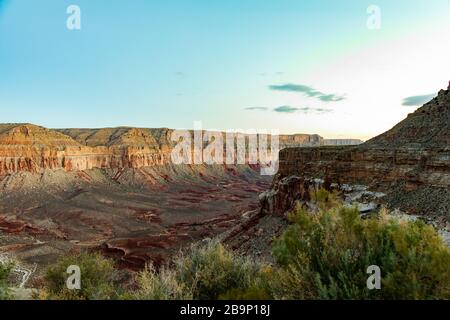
{"left": 0, "top": 0, "right": 449, "bottom": 140}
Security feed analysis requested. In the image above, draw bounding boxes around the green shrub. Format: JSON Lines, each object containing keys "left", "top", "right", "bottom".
{"left": 218, "top": 264, "right": 273, "bottom": 300}
{"left": 131, "top": 264, "right": 193, "bottom": 300}
{"left": 42, "top": 252, "right": 118, "bottom": 300}
{"left": 311, "top": 188, "right": 340, "bottom": 211}
{"left": 176, "top": 241, "right": 266, "bottom": 300}
{"left": 273, "top": 199, "right": 450, "bottom": 300}
{"left": 132, "top": 241, "right": 270, "bottom": 300}
{"left": 0, "top": 261, "right": 13, "bottom": 300}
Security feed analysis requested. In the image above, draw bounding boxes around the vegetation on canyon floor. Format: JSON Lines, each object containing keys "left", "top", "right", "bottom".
{"left": 1, "top": 189, "right": 450, "bottom": 300}
{"left": 39, "top": 252, "right": 119, "bottom": 300}
{"left": 0, "top": 261, "right": 13, "bottom": 300}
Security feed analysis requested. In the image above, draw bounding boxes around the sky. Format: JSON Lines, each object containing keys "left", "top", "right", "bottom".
{"left": 0, "top": 0, "right": 449, "bottom": 140}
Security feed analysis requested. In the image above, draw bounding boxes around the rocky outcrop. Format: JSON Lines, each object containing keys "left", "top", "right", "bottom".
{"left": 365, "top": 88, "right": 449, "bottom": 149}
{"left": 259, "top": 176, "right": 310, "bottom": 216}
{"left": 278, "top": 145, "right": 449, "bottom": 189}
{"left": 275, "top": 86, "right": 450, "bottom": 216}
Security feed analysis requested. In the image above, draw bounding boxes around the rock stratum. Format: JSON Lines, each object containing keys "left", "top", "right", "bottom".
{"left": 1, "top": 87, "right": 447, "bottom": 285}
{"left": 275, "top": 86, "right": 450, "bottom": 217}
{"left": 0, "top": 125, "right": 339, "bottom": 278}
{"left": 0, "top": 125, "right": 338, "bottom": 176}
{"left": 224, "top": 87, "right": 450, "bottom": 260}
{"left": 0, "top": 126, "right": 174, "bottom": 176}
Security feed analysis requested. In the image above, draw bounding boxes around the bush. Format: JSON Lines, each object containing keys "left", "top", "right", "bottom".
{"left": 218, "top": 264, "right": 273, "bottom": 300}
{"left": 176, "top": 241, "right": 265, "bottom": 300}
{"left": 132, "top": 241, "right": 270, "bottom": 300}
{"left": 310, "top": 188, "right": 340, "bottom": 211}
{"left": 273, "top": 198, "right": 450, "bottom": 300}
{"left": 131, "top": 264, "right": 193, "bottom": 300}
{"left": 41, "top": 252, "right": 119, "bottom": 300}
{"left": 0, "top": 261, "right": 13, "bottom": 300}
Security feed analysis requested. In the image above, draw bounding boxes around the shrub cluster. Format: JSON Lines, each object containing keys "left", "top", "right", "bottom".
{"left": 131, "top": 241, "right": 271, "bottom": 300}
{"left": 39, "top": 189, "right": 450, "bottom": 300}
{"left": 40, "top": 252, "right": 119, "bottom": 300}
{"left": 273, "top": 203, "right": 450, "bottom": 299}
{"left": 0, "top": 261, "right": 13, "bottom": 300}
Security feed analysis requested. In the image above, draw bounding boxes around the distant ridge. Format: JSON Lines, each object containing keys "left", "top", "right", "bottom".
{"left": 0, "top": 123, "right": 81, "bottom": 148}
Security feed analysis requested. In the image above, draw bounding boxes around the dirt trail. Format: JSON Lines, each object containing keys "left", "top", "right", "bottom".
{"left": 0, "top": 253, "right": 37, "bottom": 288}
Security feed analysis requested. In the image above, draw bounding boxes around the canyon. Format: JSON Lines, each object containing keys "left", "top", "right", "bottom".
{"left": 0, "top": 125, "right": 335, "bottom": 281}
{"left": 0, "top": 86, "right": 448, "bottom": 286}
{"left": 0, "top": 124, "right": 362, "bottom": 177}
{"left": 224, "top": 86, "right": 450, "bottom": 259}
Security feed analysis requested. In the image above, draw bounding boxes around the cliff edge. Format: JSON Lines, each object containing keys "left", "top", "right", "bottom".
{"left": 276, "top": 86, "right": 450, "bottom": 216}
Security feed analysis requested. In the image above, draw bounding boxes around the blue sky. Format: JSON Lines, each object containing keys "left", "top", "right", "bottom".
{"left": 0, "top": 0, "right": 449, "bottom": 139}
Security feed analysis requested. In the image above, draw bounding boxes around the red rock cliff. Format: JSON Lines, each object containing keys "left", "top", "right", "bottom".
{"left": 0, "top": 125, "right": 171, "bottom": 175}
{"left": 0, "top": 124, "right": 327, "bottom": 176}
{"left": 275, "top": 87, "right": 450, "bottom": 216}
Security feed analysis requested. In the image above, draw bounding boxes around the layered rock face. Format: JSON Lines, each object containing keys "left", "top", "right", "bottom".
{"left": 0, "top": 125, "right": 173, "bottom": 176}
{"left": 278, "top": 145, "right": 449, "bottom": 189}
{"left": 259, "top": 175, "right": 311, "bottom": 216}
{"left": 0, "top": 124, "right": 341, "bottom": 176}
{"left": 276, "top": 86, "right": 450, "bottom": 216}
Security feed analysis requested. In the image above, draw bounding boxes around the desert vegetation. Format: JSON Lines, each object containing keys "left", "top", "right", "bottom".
{"left": 6, "top": 189, "right": 449, "bottom": 300}
{"left": 0, "top": 261, "right": 13, "bottom": 300}
{"left": 271, "top": 204, "right": 450, "bottom": 299}
{"left": 39, "top": 252, "right": 120, "bottom": 300}
{"left": 129, "top": 241, "right": 270, "bottom": 300}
